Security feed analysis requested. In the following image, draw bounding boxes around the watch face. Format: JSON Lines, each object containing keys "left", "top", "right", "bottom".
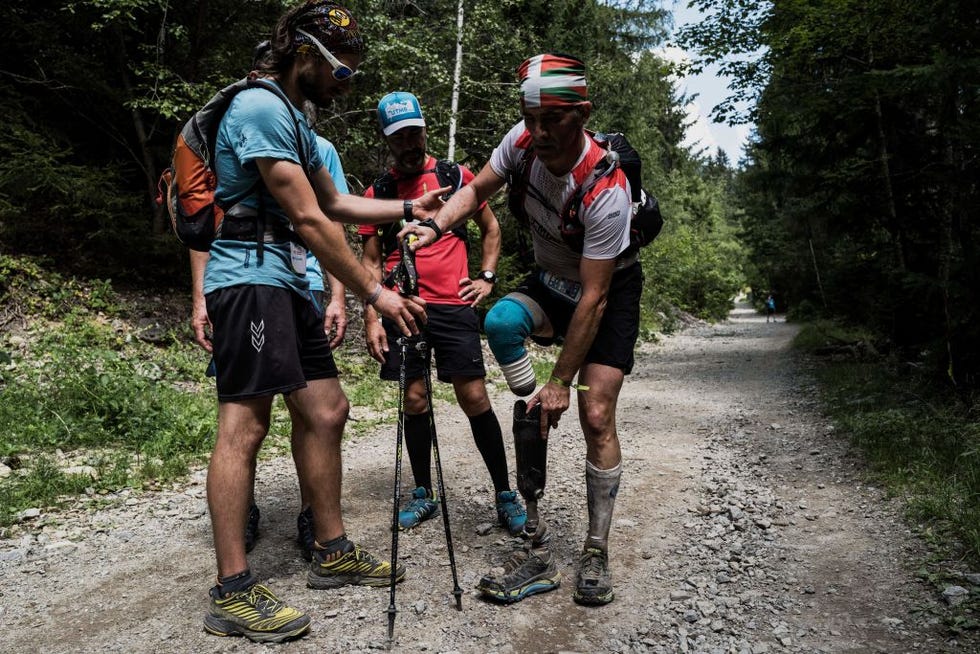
{"left": 481, "top": 271, "right": 497, "bottom": 283}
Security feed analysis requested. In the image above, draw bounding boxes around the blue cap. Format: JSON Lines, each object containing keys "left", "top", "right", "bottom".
{"left": 377, "top": 91, "right": 425, "bottom": 136}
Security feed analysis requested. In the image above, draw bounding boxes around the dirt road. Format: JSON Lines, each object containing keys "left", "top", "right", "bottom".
{"left": 0, "top": 302, "right": 972, "bottom": 653}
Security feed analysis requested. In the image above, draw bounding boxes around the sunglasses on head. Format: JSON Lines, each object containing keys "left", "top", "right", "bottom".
{"left": 296, "top": 28, "right": 358, "bottom": 81}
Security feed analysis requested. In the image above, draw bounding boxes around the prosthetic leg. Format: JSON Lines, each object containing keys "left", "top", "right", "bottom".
{"left": 512, "top": 400, "right": 549, "bottom": 545}
{"left": 475, "top": 400, "right": 560, "bottom": 602}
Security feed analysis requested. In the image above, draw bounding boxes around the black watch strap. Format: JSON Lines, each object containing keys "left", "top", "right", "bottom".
{"left": 403, "top": 199, "right": 413, "bottom": 222}
{"left": 479, "top": 270, "right": 498, "bottom": 284}
{"left": 418, "top": 218, "right": 443, "bottom": 240}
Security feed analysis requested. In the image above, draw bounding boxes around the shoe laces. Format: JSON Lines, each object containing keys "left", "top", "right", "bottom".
{"left": 580, "top": 548, "right": 608, "bottom": 579}
{"left": 245, "top": 584, "right": 284, "bottom": 614}
{"left": 404, "top": 496, "right": 433, "bottom": 515}
{"left": 347, "top": 544, "right": 380, "bottom": 565}
{"left": 498, "top": 549, "right": 547, "bottom": 584}
{"left": 496, "top": 492, "right": 525, "bottom": 518}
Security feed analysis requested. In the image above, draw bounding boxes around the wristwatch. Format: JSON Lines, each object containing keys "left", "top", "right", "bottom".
{"left": 478, "top": 270, "right": 498, "bottom": 284}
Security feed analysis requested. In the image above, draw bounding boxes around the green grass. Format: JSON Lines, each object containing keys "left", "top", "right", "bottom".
{"left": 798, "top": 325, "right": 980, "bottom": 626}
{"left": 807, "top": 358, "right": 980, "bottom": 559}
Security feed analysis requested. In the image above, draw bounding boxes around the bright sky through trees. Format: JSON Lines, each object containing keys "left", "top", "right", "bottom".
{"left": 663, "top": 1, "right": 754, "bottom": 161}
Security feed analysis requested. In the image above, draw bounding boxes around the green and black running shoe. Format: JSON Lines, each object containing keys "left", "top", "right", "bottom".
{"left": 308, "top": 542, "right": 405, "bottom": 589}
{"left": 203, "top": 583, "right": 310, "bottom": 643}
{"left": 476, "top": 547, "right": 560, "bottom": 603}
{"left": 572, "top": 547, "right": 614, "bottom": 605}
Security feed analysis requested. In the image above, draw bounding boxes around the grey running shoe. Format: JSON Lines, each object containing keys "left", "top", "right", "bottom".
{"left": 203, "top": 583, "right": 310, "bottom": 643}
{"left": 307, "top": 542, "right": 405, "bottom": 589}
{"left": 573, "top": 547, "right": 614, "bottom": 605}
{"left": 476, "top": 547, "right": 560, "bottom": 603}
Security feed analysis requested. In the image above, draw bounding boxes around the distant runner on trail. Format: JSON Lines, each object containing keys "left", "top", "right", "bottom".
{"left": 359, "top": 91, "right": 526, "bottom": 535}
{"left": 401, "top": 53, "right": 642, "bottom": 606}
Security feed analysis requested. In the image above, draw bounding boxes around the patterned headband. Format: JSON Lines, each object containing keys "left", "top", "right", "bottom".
{"left": 294, "top": 2, "right": 363, "bottom": 54}
{"left": 518, "top": 54, "right": 588, "bottom": 108}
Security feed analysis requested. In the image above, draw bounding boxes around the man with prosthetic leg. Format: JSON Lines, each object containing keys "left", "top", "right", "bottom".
{"left": 402, "top": 53, "right": 640, "bottom": 606}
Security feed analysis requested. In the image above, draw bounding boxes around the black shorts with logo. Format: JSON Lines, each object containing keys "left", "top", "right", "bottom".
{"left": 206, "top": 285, "right": 338, "bottom": 401}
{"left": 517, "top": 262, "right": 643, "bottom": 374}
{"left": 379, "top": 304, "right": 485, "bottom": 383}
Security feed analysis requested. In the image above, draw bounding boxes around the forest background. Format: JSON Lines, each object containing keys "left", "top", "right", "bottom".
{"left": 0, "top": 0, "right": 978, "bottom": 602}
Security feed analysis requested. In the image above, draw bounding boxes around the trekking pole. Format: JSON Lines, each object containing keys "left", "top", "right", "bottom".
{"left": 386, "top": 331, "right": 409, "bottom": 648}
{"left": 385, "top": 237, "right": 421, "bottom": 648}
{"left": 419, "top": 352, "right": 464, "bottom": 610}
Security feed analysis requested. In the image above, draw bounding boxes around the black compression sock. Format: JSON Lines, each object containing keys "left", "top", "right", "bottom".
{"left": 468, "top": 409, "right": 510, "bottom": 493}
{"left": 405, "top": 412, "right": 433, "bottom": 491}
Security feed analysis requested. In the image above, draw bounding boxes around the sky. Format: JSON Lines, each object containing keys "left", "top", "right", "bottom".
{"left": 661, "top": 1, "right": 754, "bottom": 162}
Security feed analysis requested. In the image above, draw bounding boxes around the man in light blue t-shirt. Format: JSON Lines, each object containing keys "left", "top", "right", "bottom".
{"left": 188, "top": 2, "right": 450, "bottom": 644}
{"left": 191, "top": 134, "right": 352, "bottom": 558}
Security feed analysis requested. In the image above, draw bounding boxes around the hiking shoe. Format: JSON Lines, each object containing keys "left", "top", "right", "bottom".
{"left": 308, "top": 542, "right": 405, "bottom": 589}
{"left": 573, "top": 547, "right": 614, "bottom": 605}
{"left": 204, "top": 583, "right": 310, "bottom": 643}
{"left": 495, "top": 490, "right": 527, "bottom": 535}
{"left": 476, "top": 547, "right": 560, "bottom": 603}
{"left": 398, "top": 486, "right": 439, "bottom": 530}
{"left": 244, "top": 503, "right": 260, "bottom": 553}
{"left": 297, "top": 506, "right": 315, "bottom": 562}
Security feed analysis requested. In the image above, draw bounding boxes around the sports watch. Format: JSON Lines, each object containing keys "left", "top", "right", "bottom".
{"left": 478, "top": 270, "right": 498, "bottom": 284}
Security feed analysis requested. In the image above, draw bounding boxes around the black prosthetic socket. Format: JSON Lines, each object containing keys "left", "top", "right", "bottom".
{"left": 513, "top": 400, "right": 547, "bottom": 503}
{"left": 513, "top": 400, "right": 550, "bottom": 547}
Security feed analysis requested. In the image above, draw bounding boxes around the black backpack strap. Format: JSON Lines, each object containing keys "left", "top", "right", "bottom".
{"left": 370, "top": 161, "right": 470, "bottom": 258}
{"left": 559, "top": 140, "right": 620, "bottom": 252}
{"left": 433, "top": 160, "right": 469, "bottom": 246}
{"left": 212, "top": 78, "right": 309, "bottom": 256}
{"left": 368, "top": 170, "right": 402, "bottom": 259}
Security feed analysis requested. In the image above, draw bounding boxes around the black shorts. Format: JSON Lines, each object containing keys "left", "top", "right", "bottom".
{"left": 206, "top": 285, "right": 338, "bottom": 401}
{"left": 517, "top": 262, "right": 643, "bottom": 374}
{"left": 379, "top": 304, "right": 486, "bottom": 383}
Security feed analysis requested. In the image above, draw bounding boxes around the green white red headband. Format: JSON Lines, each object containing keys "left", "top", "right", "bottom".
{"left": 518, "top": 54, "right": 588, "bottom": 108}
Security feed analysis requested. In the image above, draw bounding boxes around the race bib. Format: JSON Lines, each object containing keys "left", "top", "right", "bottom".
{"left": 290, "top": 242, "right": 307, "bottom": 276}
{"left": 540, "top": 270, "right": 582, "bottom": 304}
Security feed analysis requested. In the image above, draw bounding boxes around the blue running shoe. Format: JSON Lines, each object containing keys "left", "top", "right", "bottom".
{"left": 398, "top": 487, "right": 438, "bottom": 530}
{"left": 495, "top": 490, "right": 527, "bottom": 536}
{"left": 476, "top": 547, "right": 560, "bottom": 603}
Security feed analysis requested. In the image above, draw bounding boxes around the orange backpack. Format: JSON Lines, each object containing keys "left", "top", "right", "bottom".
{"left": 156, "top": 78, "right": 305, "bottom": 252}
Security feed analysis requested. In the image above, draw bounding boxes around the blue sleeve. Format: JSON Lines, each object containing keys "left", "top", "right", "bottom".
{"left": 316, "top": 137, "right": 348, "bottom": 194}
{"left": 215, "top": 85, "right": 322, "bottom": 210}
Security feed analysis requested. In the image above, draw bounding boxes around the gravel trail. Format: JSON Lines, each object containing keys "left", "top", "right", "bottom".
{"left": 1, "top": 302, "right": 974, "bottom": 653}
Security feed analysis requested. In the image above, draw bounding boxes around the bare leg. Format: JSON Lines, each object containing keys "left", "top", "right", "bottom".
{"left": 284, "top": 378, "right": 349, "bottom": 544}
{"left": 207, "top": 397, "right": 272, "bottom": 578}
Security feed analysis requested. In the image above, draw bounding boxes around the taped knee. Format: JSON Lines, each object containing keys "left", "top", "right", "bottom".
{"left": 485, "top": 297, "right": 536, "bottom": 396}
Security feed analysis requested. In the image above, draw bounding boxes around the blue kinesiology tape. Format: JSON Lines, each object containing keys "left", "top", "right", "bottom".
{"left": 484, "top": 296, "right": 534, "bottom": 365}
